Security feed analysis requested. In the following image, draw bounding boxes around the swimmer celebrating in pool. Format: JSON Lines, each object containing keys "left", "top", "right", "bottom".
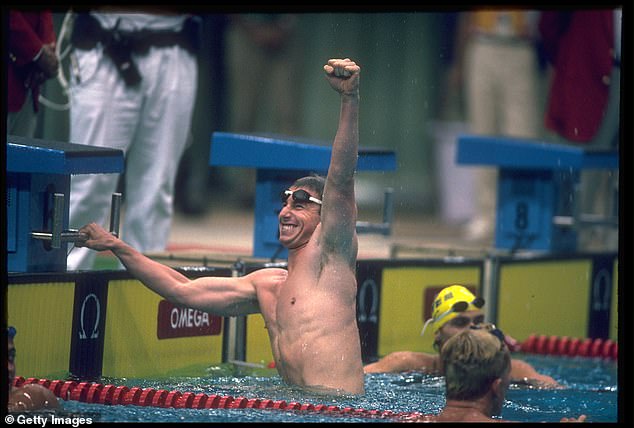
{"left": 364, "top": 285, "right": 561, "bottom": 388}
{"left": 75, "top": 58, "right": 365, "bottom": 396}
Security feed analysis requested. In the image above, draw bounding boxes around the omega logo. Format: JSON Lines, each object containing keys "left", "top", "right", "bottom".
{"left": 357, "top": 278, "right": 378, "bottom": 324}
{"left": 79, "top": 293, "right": 100, "bottom": 340}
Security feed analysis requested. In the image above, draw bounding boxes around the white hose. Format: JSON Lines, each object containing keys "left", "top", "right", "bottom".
{"left": 38, "top": 9, "right": 74, "bottom": 111}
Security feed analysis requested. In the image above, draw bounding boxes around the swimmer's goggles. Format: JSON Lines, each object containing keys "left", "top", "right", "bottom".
{"left": 281, "top": 189, "right": 322, "bottom": 206}
{"left": 420, "top": 296, "right": 485, "bottom": 336}
{"left": 471, "top": 323, "right": 506, "bottom": 350}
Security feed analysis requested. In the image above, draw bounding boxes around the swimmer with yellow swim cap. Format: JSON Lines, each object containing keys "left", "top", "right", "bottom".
{"left": 364, "top": 285, "right": 561, "bottom": 389}
{"left": 422, "top": 284, "right": 485, "bottom": 336}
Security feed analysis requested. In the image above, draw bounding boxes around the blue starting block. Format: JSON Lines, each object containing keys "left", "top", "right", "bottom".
{"left": 7, "top": 135, "right": 124, "bottom": 272}
{"left": 456, "top": 135, "right": 618, "bottom": 252}
{"left": 210, "top": 132, "right": 397, "bottom": 259}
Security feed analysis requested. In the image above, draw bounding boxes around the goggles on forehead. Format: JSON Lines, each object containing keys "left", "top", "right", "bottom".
{"left": 281, "top": 189, "right": 322, "bottom": 205}
{"left": 420, "top": 296, "right": 485, "bottom": 336}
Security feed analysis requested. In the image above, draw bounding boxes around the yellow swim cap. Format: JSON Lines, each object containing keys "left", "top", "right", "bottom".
{"left": 421, "top": 285, "right": 485, "bottom": 336}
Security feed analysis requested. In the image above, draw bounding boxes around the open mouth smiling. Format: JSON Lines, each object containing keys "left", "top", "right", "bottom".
{"left": 280, "top": 224, "right": 298, "bottom": 233}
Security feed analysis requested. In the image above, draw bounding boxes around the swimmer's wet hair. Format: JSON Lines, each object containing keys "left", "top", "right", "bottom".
{"left": 292, "top": 174, "right": 325, "bottom": 200}
{"left": 441, "top": 326, "right": 510, "bottom": 401}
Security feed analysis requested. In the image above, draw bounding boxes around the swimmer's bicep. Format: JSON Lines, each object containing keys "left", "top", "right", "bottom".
{"left": 183, "top": 276, "right": 259, "bottom": 316}
{"left": 319, "top": 191, "right": 357, "bottom": 259}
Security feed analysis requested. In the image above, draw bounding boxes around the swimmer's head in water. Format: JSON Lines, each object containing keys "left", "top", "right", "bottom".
{"left": 421, "top": 285, "right": 485, "bottom": 336}
{"left": 441, "top": 325, "right": 510, "bottom": 408}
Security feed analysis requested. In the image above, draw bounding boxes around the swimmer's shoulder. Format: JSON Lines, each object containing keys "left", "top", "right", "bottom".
{"left": 244, "top": 267, "right": 288, "bottom": 288}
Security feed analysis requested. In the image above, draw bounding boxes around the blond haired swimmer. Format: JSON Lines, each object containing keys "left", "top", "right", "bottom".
{"left": 406, "top": 326, "right": 586, "bottom": 422}
{"left": 364, "top": 285, "right": 561, "bottom": 388}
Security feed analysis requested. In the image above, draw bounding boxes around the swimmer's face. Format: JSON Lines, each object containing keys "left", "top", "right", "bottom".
{"left": 8, "top": 337, "right": 16, "bottom": 389}
{"left": 492, "top": 366, "right": 511, "bottom": 416}
{"left": 278, "top": 187, "right": 322, "bottom": 249}
{"left": 435, "top": 310, "right": 485, "bottom": 351}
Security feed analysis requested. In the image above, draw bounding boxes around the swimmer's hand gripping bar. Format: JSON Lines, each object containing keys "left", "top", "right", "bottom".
{"left": 355, "top": 187, "right": 393, "bottom": 236}
{"left": 31, "top": 192, "right": 122, "bottom": 248}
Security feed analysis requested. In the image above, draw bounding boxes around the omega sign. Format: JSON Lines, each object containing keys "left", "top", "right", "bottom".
{"left": 157, "top": 300, "right": 222, "bottom": 339}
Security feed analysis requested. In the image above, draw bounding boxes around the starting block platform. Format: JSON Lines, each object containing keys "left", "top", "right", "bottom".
{"left": 7, "top": 135, "right": 124, "bottom": 272}
{"left": 210, "top": 132, "right": 397, "bottom": 259}
{"left": 457, "top": 135, "right": 618, "bottom": 252}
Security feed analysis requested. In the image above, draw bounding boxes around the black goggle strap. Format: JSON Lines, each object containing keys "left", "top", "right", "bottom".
{"left": 470, "top": 323, "right": 506, "bottom": 349}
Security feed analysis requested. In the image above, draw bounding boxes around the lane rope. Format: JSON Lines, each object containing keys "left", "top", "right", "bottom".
{"left": 12, "top": 377, "right": 425, "bottom": 421}
{"left": 14, "top": 336, "right": 615, "bottom": 417}
{"left": 520, "top": 335, "right": 617, "bottom": 360}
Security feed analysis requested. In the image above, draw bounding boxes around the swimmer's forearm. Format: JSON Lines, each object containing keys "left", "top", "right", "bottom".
{"left": 78, "top": 222, "right": 204, "bottom": 304}
{"left": 329, "top": 94, "right": 359, "bottom": 182}
{"left": 317, "top": 83, "right": 360, "bottom": 262}
{"left": 320, "top": 91, "right": 359, "bottom": 246}
{"left": 108, "top": 238, "right": 192, "bottom": 300}
{"left": 322, "top": 58, "right": 360, "bottom": 188}
{"left": 110, "top": 239, "right": 260, "bottom": 314}
{"left": 510, "top": 359, "right": 562, "bottom": 389}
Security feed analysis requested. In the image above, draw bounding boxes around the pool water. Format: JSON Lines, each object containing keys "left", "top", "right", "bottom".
{"left": 52, "top": 354, "right": 617, "bottom": 423}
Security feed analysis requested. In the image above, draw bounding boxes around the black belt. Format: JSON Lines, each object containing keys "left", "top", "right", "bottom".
{"left": 71, "top": 13, "right": 199, "bottom": 86}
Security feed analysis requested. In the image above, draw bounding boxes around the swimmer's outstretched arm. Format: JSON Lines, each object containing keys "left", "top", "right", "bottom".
{"left": 363, "top": 351, "right": 438, "bottom": 374}
{"left": 510, "top": 358, "right": 562, "bottom": 389}
{"left": 320, "top": 58, "right": 360, "bottom": 265}
{"left": 75, "top": 223, "right": 285, "bottom": 316}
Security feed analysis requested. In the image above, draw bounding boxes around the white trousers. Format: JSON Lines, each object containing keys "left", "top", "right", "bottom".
{"left": 67, "top": 44, "right": 197, "bottom": 270}
{"left": 464, "top": 37, "right": 540, "bottom": 221}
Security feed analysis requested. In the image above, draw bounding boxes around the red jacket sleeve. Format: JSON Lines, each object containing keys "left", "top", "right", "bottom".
{"left": 9, "top": 11, "right": 56, "bottom": 66}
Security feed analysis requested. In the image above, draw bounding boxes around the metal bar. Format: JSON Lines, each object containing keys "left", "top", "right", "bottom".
{"left": 110, "top": 193, "right": 122, "bottom": 237}
{"left": 553, "top": 215, "right": 618, "bottom": 228}
{"left": 51, "top": 193, "right": 65, "bottom": 248}
{"left": 31, "top": 230, "right": 87, "bottom": 242}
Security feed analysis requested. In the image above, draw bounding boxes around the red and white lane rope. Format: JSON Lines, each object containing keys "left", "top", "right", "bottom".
{"left": 520, "top": 335, "right": 617, "bottom": 360}
{"left": 12, "top": 377, "right": 425, "bottom": 421}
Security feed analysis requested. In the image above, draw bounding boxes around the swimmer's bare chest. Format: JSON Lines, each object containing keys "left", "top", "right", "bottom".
{"left": 276, "top": 270, "right": 355, "bottom": 337}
